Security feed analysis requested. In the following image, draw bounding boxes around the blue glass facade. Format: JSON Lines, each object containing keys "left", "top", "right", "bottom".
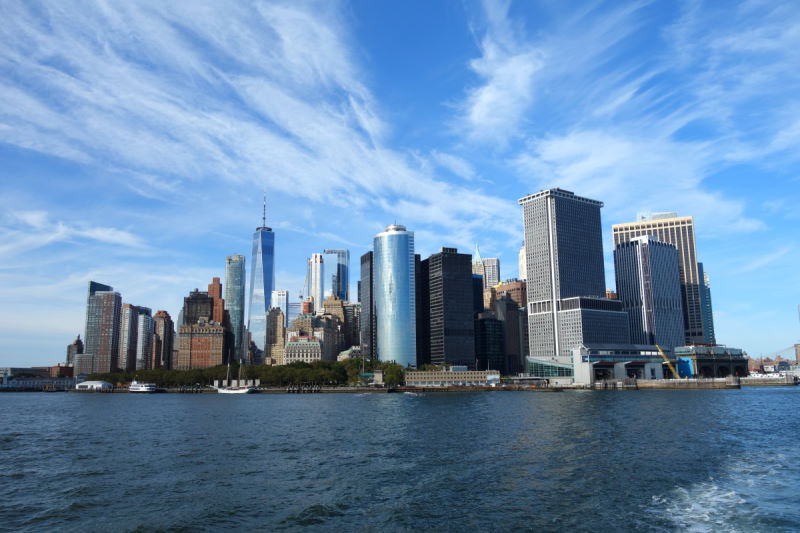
{"left": 248, "top": 227, "right": 275, "bottom": 353}
{"left": 324, "top": 249, "right": 350, "bottom": 301}
{"left": 225, "top": 254, "right": 246, "bottom": 361}
{"left": 373, "top": 224, "right": 416, "bottom": 367}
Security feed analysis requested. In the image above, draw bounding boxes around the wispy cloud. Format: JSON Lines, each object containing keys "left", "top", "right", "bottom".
{"left": 736, "top": 246, "right": 793, "bottom": 274}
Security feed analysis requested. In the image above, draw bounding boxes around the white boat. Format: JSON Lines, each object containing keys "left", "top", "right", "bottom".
{"left": 129, "top": 379, "right": 156, "bottom": 393}
{"left": 215, "top": 360, "right": 254, "bottom": 394}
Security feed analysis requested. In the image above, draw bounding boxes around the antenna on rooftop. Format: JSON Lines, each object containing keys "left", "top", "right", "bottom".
{"left": 262, "top": 190, "right": 266, "bottom": 227}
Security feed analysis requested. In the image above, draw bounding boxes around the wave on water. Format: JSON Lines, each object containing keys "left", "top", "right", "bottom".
{"left": 647, "top": 454, "right": 800, "bottom": 531}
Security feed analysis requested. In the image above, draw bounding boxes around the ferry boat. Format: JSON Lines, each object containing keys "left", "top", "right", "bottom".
{"left": 129, "top": 379, "right": 156, "bottom": 393}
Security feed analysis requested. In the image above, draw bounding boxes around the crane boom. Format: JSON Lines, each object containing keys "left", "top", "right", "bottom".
{"left": 656, "top": 345, "right": 682, "bottom": 379}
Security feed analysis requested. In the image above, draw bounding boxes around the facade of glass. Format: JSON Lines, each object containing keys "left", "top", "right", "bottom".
{"left": 271, "top": 289, "right": 289, "bottom": 327}
{"left": 307, "top": 253, "right": 324, "bottom": 313}
{"left": 135, "top": 307, "right": 153, "bottom": 370}
{"left": 84, "top": 283, "right": 122, "bottom": 373}
{"left": 612, "top": 213, "right": 710, "bottom": 345}
{"left": 421, "top": 248, "right": 475, "bottom": 368}
{"left": 614, "top": 236, "right": 685, "bottom": 353}
{"left": 225, "top": 254, "right": 246, "bottom": 361}
{"left": 359, "top": 251, "right": 376, "bottom": 359}
{"left": 324, "top": 249, "right": 350, "bottom": 302}
{"left": 373, "top": 224, "right": 416, "bottom": 367}
{"left": 248, "top": 225, "right": 275, "bottom": 353}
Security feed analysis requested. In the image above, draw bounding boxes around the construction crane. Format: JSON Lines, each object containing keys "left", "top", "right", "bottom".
{"left": 298, "top": 260, "right": 309, "bottom": 301}
{"left": 656, "top": 344, "right": 683, "bottom": 379}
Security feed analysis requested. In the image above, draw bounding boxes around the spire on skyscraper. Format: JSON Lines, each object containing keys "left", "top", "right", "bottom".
{"left": 262, "top": 190, "right": 266, "bottom": 228}
{"left": 473, "top": 243, "right": 482, "bottom": 265}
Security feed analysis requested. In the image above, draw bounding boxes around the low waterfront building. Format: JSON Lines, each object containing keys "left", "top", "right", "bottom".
{"left": 571, "top": 344, "right": 666, "bottom": 385}
{"left": 405, "top": 368, "right": 501, "bottom": 387}
{"left": 675, "top": 345, "right": 748, "bottom": 378}
{"left": 283, "top": 336, "right": 322, "bottom": 364}
{"left": 5, "top": 376, "right": 77, "bottom": 390}
{"left": 75, "top": 380, "right": 113, "bottom": 391}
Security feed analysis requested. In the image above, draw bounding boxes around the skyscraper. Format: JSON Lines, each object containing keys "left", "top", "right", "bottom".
{"left": 135, "top": 307, "right": 153, "bottom": 370}
{"left": 472, "top": 243, "right": 485, "bottom": 284}
{"left": 225, "top": 254, "right": 246, "bottom": 361}
{"left": 373, "top": 224, "right": 416, "bottom": 367}
{"left": 421, "top": 248, "right": 475, "bottom": 368}
{"left": 519, "top": 188, "right": 630, "bottom": 366}
{"left": 698, "top": 263, "right": 716, "bottom": 344}
{"left": 271, "top": 290, "right": 289, "bottom": 326}
{"left": 152, "top": 310, "right": 174, "bottom": 369}
{"left": 614, "top": 236, "right": 685, "bottom": 353}
{"left": 208, "top": 277, "right": 224, "bottom": 324}
{"left": 324, "top": 249, "right": 350, "bottom": 302}
{"left": 118, "top": 303, "right": 139, "bottom": 372}
{"left": 307, "top": 253, "right": 324, "bottom": 313}
{"left": 248, "top": 194, "right": 275, "bottom": 353}
{"left": 84, "top": 281, "right": 122, "bottom": 373}
{"left": 612, "top": 212, "right": 711, "bottom": 345}
{"left": 518, "top": 243, "right": 526, "bottom": 281}
{"left": 359, "top": 251, "right": 376, "bottom": 360}
{"left": 66, "top": 335, "right": 83, "bottom": 366}
{"left": 483, "top": 257, "right": 500, "bottom": 287}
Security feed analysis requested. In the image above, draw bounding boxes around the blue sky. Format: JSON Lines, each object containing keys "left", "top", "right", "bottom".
{"left": 1, "top": 0, "right": 798, "bottom": 366}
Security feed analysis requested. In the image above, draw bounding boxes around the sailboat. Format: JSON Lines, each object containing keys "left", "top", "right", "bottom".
{"left": 216, "top": 359, "right": 254, "bottom": 394}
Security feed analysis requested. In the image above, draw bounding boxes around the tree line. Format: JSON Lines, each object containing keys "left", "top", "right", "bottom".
{"left": 88, "top": 358, "right": 405, "bottom": 387}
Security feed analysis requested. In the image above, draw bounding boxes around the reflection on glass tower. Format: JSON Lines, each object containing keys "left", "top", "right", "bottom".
{"left": 373, "top": 224, "right": 416, "bottom": 367}
{"left": 225, "top": 254, "right": 246, "bottom": 361}
{"left": 247, "top": 193, "right": 275, "bottom": 356}
{"left": 324, "top": 249, "right": 350, "bottom": 301}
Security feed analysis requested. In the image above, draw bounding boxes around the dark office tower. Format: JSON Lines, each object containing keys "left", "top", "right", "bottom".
{"left": 66, "top": 335, "right": 83, "bottom": 365}
{"left": 421, "top": 248, "right": 475, "bottom": 368}
{"left": 698, "top": 263, "right": 716, "bottom": 345}
{"left": 614, "top": 236, "right": 685, "bottom": 354}
{"left": 519, "top": 189, "right": 630, "bottom": 366}
{"left": 415, "top": 254, "right": 430, "bottom": 367}
{"left": 225, "top": 255, "right": 246, "bottom": 362}
{"left": 118, "top": 303, "right": 139, "bottom": 372}
{"left": 612, "top": 212, "right": 711, "bottom": 345}
{"left": 472, "top": 274, "right": 484, "bottom": 315}
{"left": 153, "top": 310, "right": 174, "bottom": 369}
{"left": 248, "top": 193, "right": 276, "bottom": 354}
{"left": 494, "top": 294, "right": 523, "bottom": 374}
{"left": 475, "top": 312, "right": 505, "bottom": 372}
{"left": 324, "top": 249, "right": 350, "bottom": 302}
{"left": 183, "top": 289, "right": 213, "bottom": 326}
{"left": 84, "top": 281, "right": 122, "bottom": 373}
{"left": 359, "top": 251, "right": 376, "bottom": 359}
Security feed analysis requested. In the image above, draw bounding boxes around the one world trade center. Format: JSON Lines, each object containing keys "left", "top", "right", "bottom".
{"left": 248, "top": 193, "right": 275, "bottom": 360}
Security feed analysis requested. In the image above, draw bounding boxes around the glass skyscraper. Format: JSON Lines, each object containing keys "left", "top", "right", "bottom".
{"left": 225, "top": 254, "right": 246, "bottom": 361}
{"left": 324, "top": 249, "right": 350, "bottom": 301}
{"left": 248, "top": 199, "right": 275, "bottom": 354}
{"left": 373, "top": 224, "right": 416, "bottom": 367}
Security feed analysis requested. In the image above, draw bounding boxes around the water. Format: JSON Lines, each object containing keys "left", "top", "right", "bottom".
{"left": 1, "top": 388, "right": 799, "bottom": 531}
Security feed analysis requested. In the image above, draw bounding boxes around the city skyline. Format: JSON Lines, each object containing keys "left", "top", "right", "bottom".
{"left": 2, "top": 1, "right": 799, "bottom": 365}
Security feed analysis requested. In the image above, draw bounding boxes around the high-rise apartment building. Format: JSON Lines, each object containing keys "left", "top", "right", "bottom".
{"left": 225, "top": 254, "right": 246, "bottom": 362}
{"left": 614, "top": 236, "right": 685, "bottom": 353}
{"left": 359, "top": 251, "right": 376, "bottom": 360}
{"left": 324, "top": 249, "right": 350, "bottom": 302}
{"left": 519, "top": 189, "right": 631, "bottom": 367}
{"left": 84, "top": 281, "right": 122, "bottom": 373}
{"left": 612, "top": 212, "right": 712, "bottom": 345}
{"left": 307, "top": 254, "right": 324, "bottom": 313}
{"left": 373, "top": 224, "right": 416, "bottom": 367}
{"left": 420, "top": 248, "right": 475, "bottom": 368}
{"left": 482, "top": 258, "right": 500, "bottom": 288}
{"left": 248, "top": 195, "right": 275, "bottom": 353}
{"left": 208, "top": 277, "right": 224, "bottom": 324}
{"left": 135, "top": 307, "right": 153, "bottom": 370}
{"left": 118, "top": 303, "right": 139, "bottom": 372}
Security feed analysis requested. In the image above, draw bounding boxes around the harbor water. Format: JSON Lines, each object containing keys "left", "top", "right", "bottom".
{"left": 1, "top": 388, "right": 799, "bottom": 531}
